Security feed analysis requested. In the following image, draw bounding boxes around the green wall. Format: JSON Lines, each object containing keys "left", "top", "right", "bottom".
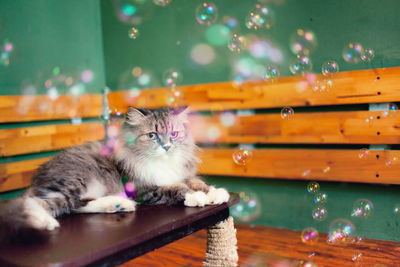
{"left": 0, "top": 0, "right": 105, "bottom": 95}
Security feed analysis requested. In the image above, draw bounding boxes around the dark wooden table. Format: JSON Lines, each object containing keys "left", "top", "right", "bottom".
{"left": 0, "top": 194, "right": 239, "bottom": 267}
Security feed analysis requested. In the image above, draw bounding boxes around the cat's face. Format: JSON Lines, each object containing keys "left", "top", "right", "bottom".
{"left": 122, "top": 107, "right": 193, "bottom": 157}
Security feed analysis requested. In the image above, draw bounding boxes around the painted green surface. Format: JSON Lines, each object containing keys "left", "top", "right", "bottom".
{"left": 101, "top": 0, "right": 400, "bottom": 90}
{"left": 0, "top": 0, "right": 106, "bottom": 95}
{"left": 206, "top": 176, "right": 400, "bottom": 242}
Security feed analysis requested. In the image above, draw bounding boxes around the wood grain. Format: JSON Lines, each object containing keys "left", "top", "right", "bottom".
{"left": 0, "top": 122, "right": 104, "bottom": 156}
{"left": 123, "top": 223, "right": 400, "bottom": 267}
{"left": 108, "top": 66, "right": 400, "bottom": 111}
{"left": 189, "top": 110, "right": 400, "bottom": 144}
{"left": 0, "top": 157, "right": 51, "bottom": 192}
{"left": 198, "top": 148, "right": 400, "bottom": 184}
{"left": 0, "top": 94, "right": 102, "bottom": 123}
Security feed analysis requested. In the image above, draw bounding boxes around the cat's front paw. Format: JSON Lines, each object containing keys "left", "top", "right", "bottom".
{"left": 102, "top": 196, "right": 136, "bottom": 213}
{"left": 184, "top": 191, "right": 210, "bottom": 207}
{"left": 207, "top": 187, "right": 230, "bottom": 205}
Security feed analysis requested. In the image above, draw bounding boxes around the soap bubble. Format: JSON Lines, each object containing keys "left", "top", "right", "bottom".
{"left": 245, "top": 4, "right": 275, "bottom": 30}
{"left": 328, "top": 219, "right": 355, "bottom": 244}
{"left": 205, "top": 24, "right": 231, "bottom": 46}
{"left": 191, "top": 43, "right": 216, "bottom": 65}
{"left": 312, "top": 79, "right": 333, "bottom": 92}
{"left": 313, "top": 192, "right": 328, "bottom": 205}
{"left": 352, "top": 252, "right": 363, "bottom": 263}
{"left": 280, "top": 107, "right": 294, "bottom": 119}
{"left": 301, "top": 227, "right": 319, "bottom": 244}
{"left": 119, "top": 67, "right": 158, "bottom": 101}
{"left": 351, "top": 199, "right": 374, "bottom": 218}
{"left": 152, "top": 0, "right": 171, "bottom": 6}
{"left": 227, "top": 33, "right": 244, "bottom": 52}
{"left": 394, "top": 203, "right": 400, "bottom": 215}
{"left": 321, "top": 61, "right": 339, "bottom": 76}
{"left": 299, "top": 261, "right": 318, "bottom": 267}
{"left": 290, "top": 29, "right": 317, "bottom": 56}
{"left": 231, "top": 191, "right": 262, "bottom": 222}
{"left": 232, "top": 148, "right": 253, "bottom": 166}
{"left": 0, "top": 40, "right": 13, "bottom": 66}
{"left": 358, "top": 148, "right": 369, "bottom": 159}
{"left": 195, "top": 2, "right": 218, "bottom": 26}
{"left": 163, "top": 68, "right": 182, "bottom": 87}
{"left": 128, "top": 27, "right": 139, "bottom": 39}
{"left": 104, "top": 107, "right": 125, "bottom": 124}
{"left": 302, "top": 170, "right": 311, "bottom": 177}
{"left": 312, "top": 206, "right": 328, "bottom": 221}
{"left": 264, "top": 66, "right": 280, "bottom": 82}
{"left": 113, "top": 0, "right": 154, "bottom": 25}
{"left": 124, "top": 181, "right": 137, "bottom": 198}
{"left": 386, "top": 156, "right": 399, "bottom": 166}
{"left": 323, "top": 166, "right": 331, "bottom": 174}
{"left": 307, "top": 182, "right": 320, "bottom": 194}
{"left": 361, "top": 48, "right": 374, "bottom": 62}
{"left": 342, "top": 43, "right": 363, "bottom": 64}
{"left": 219, "top": 111, "right": 236, "bottom": 127}
{"left": 222, "top": 16, "right": 239, "bottom": 29}
{"left": 165, "top": 87, "right": 183, "bottom": 107}
{"left": 289, "top": 56, "right": 313, "bottom": 75}
{"left": 382, "top": 103, "right": 398, "bottom": 118}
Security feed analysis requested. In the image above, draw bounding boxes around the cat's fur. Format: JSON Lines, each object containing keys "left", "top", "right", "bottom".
{"left": 0, "top": 107, "right": 229, "bottom": 242}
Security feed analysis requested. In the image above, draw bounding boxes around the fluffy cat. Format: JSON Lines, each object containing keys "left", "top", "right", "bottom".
{"left": 0, "top": 106, "right": 229, "bottom": 241}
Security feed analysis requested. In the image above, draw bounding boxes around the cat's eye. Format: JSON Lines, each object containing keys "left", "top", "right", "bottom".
{"left": 147, "top": 132, "right": 158, "bottom": 140}
{"left": 171, "top": 131, "right": 179, "bottom": 138}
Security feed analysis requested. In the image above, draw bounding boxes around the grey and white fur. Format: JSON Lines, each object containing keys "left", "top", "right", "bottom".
{"left": 0, "top": 106, "right": 229, "bottom": 242}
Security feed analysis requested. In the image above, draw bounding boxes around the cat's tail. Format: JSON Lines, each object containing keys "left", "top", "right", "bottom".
{"left": 0, "top": 196, "right": 59, "bottom": 244}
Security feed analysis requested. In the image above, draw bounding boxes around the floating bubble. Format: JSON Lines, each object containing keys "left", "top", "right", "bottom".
{"left": 165, "top": 87, "right": 183, "bottom": 107}
{"left": 113, "top": 0, "right": 154, "bottom": 25}
{"left": 312, "top": 206, "right": 328, "bottom": 221}
{"left": 264, "top": 66, "right": 280, "bottom": 82}
{"left": 290, "top": 29, "right": 317, "bottom": 56}
{"left": 128, "top": 27, "right": 139, "bottom": 39}
{"left": 365, "top": 115, "right": 374, "bottom": 125}
{"left": 358, "top": 148, "right": 369, "bottom": 159}
{"left": 352, "top": 252, "right": 363, "bottom": 263}
{"left": 351, "top": 199, "right": 374, "bottom": 218}
{"left": 299, "top": 261, "right": 318, "bottom": 267}
{"left": 219, "top": 111, "right": 236, "bottom": 127}
{"left": 0, "top": 40, "right": 13, "bottom": 66}
{"left": 163, "top": 68, "right": 182, "bottom": 87}
{"left": 394, "top": 203, "right": 400, "bottom": 215}
{"left": 328, "top": 219, "right": 355, "bottom": 244}
{"left": 124, "top": 181, "right": 137, "bottom": 198}
{"left": 81, "top": 69, "right": 94, "bottom": 83}
{"left": 105, "top": 107, "right": 125, "bottom": 123}
{"left": 231, "top": 191, "right": 261, "bottom": 222}
{"left": 342, "top": 43, "right": 363, "bottom": 64}
{"left": 289, "top": 56, "right": 313, "bottom": 75}
{"left": 312, "top": 79, "right": 333, "bottom": 92}
{"left": 361, "top": 48, "right": 374, "bottom": 62}
{"left": 191, "top": 43, "right": 216, "bottom": 65}
{"left": 313, "top": 192, "right": 328, "bottom": 205}
{"left": 301, "top": 227, "right": 319, "bottom": 244}
{"left": 323, "top": 166, "right": 331, "bottom": 173}
{"left": 302, "top": 169, "right": 311, "bottom": 177}
{"left": 152, "top": 0, "right": 171, "bottom": 6}
{"left": 232, "top": 148, "right": 253, "bottom": 166}
{"left": 321, "top": 61, "right": 339, "bottom": 76}
{"left": 307, "top": 182, "right": 320, "bottom": 194}
{"left": 119, "top": 67, "right": 158, "bottom": 95}
{"left": 228, "top": 33, "right": 244, "bottom": 52}
{"left": 245, "top": 4, "right": 275, "bottom": 30}
{"left": 206, "top": 125, "right": 221, "bottom": 141}
{"left": 281, "top": 107, "right": 294, "bottom": 119}
{"left": 222, "top": 16, "right": 239, "bottom": 29}
{"left": 195, "top": 2, "right": 218, "bottom": 26}
{"left": 386, "top": 156, "right": 399, "bottom": 166}
{"left": 205, "top": 24, "right": 231, "bottom": 46}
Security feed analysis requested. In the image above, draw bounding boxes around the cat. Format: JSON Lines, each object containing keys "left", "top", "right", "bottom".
{"left": 0, "top": 106, "right": 229, "bottom": 241}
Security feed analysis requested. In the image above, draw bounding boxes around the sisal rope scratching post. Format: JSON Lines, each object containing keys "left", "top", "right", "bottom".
{"left": 203, "top": 216, "right": 238, "bottom": 267}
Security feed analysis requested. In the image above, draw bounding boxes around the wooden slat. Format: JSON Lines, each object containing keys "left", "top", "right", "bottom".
{"left": 125, "top": 223, "right": 400, "bottom": 267}
{"left": 0, "top": 94, "right": 102, "bottom": 123}
{"left": 198, "top": 148, "right": 400, "bottom": 184}
{"left": 189, "top": 110, "right": 400, "bottom": 144}
{"left": 108, "top": 67, "right": 400, "bottom": 111}
{"left": 0, "top": 122, "right": 105, "bottom": 156}
{"left": 0, "top": 157, "right": 51, "bottom": 192}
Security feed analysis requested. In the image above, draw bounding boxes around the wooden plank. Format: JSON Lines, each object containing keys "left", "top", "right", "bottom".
{"left": 0, "top": 122, "right": 105, "bottom": 156}
{"left": 0, "top": 157, "right": 51, "bottom": 192}
{"left": 108, "top": 67, "right": 400, "bottom": 111}
{"left": 189, "top": 110, "right": 400, "bottom": 144}
{"left": 198, "top": 148, "right": 400, "bottom": 184}
{"left": 0, "top": 94, "right": 102, "bottom": 123}
{"left": 124, "top": 223, "right": 400, "bottom": 267}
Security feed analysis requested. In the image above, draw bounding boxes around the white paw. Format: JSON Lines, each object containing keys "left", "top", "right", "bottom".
{"left": 184, "top": 191, "right": 210, "bottom": 207}
{"left": 101, "top": 196, "right": 136, "bottom": 213}
{"left": 207, "top": 187, "right": 230, "bottom": 205}
{"left": 28, "top": 212, "right": 60, "bottom": 231}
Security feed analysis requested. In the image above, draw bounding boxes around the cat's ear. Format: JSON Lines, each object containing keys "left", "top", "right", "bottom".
{"left": 171, "top": 106, "right": 189, "bottom": 123}
{"left": 126, "top": 107, "right": 146, "bottom": 125}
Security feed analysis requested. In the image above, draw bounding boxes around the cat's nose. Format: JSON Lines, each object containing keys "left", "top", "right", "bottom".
{"left": 162, "top": 144, "right": 172, "bottom": 151}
